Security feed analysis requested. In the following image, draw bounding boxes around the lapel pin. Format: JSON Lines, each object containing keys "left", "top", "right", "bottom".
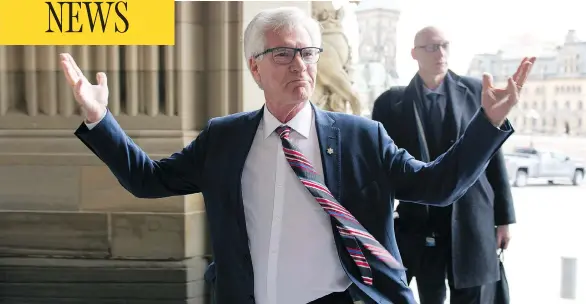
{"left": 327, "top": 147, "right": 334, "bottom": 155}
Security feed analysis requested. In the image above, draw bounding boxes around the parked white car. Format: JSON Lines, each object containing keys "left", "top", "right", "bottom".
{"left": 504, "top": 147, "right": 585, "bottom": 187}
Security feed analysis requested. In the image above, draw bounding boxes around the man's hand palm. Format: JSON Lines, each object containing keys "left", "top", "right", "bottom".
{"left": 75, "top": 77, "right": 109, "bottom": 110}
{"left": 60, "top": 53, "right": 109, "bottom": 123}
{"left": 481, "top": 57, "right": 535, "bottom": 127}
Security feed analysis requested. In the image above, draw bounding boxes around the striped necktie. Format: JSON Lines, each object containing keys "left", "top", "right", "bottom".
{"left": 275, "top": 125, "right": 405, "bottom": 286}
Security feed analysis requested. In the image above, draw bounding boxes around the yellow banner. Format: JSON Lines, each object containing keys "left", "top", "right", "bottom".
{"left": 0, "top": 0, "right": 175, "bottom": 45}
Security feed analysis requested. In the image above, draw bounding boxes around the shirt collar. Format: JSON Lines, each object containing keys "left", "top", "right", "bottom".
{"left": 418, "top": 73, "right": 450, "bottom": 96}
{"left": 262, "top": 101, "right": 312, "bottom": 139}
{"left": 422, "top": 80, "right": 446, "bottom": 96}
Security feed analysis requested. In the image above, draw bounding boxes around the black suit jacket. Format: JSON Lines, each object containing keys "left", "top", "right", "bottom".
{"left": 371, "top": 71, "right": 516, "bottom": 289}
{"left": 75, "top": 102, "right": 513, "bottom": 303}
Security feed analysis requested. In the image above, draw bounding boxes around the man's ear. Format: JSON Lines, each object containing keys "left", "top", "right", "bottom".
{"left": 249, "top": 57, "right": 263, "bottom": 89}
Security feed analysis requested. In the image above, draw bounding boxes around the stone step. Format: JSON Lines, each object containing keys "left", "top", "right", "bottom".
{"left": 0, "top": 297, "right": 206, "bottom": 304}
{"left": 0, "top": 257, "right": 211, "bottom": 303}
{"left": 0, "top": 282, "right": 206, "bottom": 299}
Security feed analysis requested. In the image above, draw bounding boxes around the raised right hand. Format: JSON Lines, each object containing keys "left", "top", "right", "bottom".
{"left": 60, "top": 53, "right": 109, "bottom": 123}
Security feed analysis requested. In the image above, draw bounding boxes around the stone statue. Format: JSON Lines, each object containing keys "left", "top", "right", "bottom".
{"left": 311, "top": 2, "right": 362, "bottom": 115}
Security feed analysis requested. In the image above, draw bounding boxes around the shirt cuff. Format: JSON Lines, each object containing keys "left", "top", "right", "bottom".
{"left": 84, "top": 110, "right": 107, "bottom": 130}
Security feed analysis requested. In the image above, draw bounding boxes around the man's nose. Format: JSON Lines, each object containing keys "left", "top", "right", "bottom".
{"left": 290, "top": 52, "right": 306, "bottom": 72}
{"left": 438, "top": 45, "right": 448, "bottom": 57}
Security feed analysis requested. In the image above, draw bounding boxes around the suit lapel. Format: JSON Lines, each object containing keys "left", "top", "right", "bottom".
{"left": 446, "top": 71, "right": 470, "bottom": 137}
{"left": 313, "top": 104, "right": 342, "bottom": 201}
{"left": 403, "top": 79, "right": 430, "bottom": 162}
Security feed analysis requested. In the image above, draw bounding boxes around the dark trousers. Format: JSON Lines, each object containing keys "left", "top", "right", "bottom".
{"left": 398, "top": 233, "right": 482, "bottom": 304}
{"left": 308, "top": 288, "right": 354, "bottom": 304}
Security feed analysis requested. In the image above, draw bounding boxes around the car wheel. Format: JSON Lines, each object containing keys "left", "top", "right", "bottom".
{"left": 514, "top": 170, "right": 528, "bottom": 187}
{"left": 572, "top": 170, "right": 584, "bottom": 186}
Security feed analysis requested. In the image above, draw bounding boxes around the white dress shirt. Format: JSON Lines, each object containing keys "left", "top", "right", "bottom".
{"left": 85, "top": 101, "right": 351, "bottom": 303}
{"left": 241, "top": 101, "right": 350, "bottom": 304}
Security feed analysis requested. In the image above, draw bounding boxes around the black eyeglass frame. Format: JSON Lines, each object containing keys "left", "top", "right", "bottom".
{"left": 415, "top": 42, "right": 450, "bottom": 53}
{"left": 253, "top": 47, "right": 324, "bottom": 64}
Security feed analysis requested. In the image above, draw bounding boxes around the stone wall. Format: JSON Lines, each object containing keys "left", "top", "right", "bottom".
{"left": 0, "top": 2, "right": 243, "bottom": 303}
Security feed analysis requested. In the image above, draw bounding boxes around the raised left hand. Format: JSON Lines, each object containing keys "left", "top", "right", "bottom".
{"left": 496, "top": 225, "right": 511, "bottom": 250}
{"left": 482, "top": 57, "right": 536, "bottom": 127}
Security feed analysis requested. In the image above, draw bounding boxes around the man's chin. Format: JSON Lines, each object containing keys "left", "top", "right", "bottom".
{"left": 292, "top": 87, "right": 312, "bottom": 101}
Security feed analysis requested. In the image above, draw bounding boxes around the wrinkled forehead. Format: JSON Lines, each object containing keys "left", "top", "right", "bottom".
{"left": 265, "top": 26, "right": 313, "bottom": 48}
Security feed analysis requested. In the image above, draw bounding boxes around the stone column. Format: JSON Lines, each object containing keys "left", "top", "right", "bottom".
{"left": 175, "top": 1, "right": 205, "bottom": 131}
{"left": 0, "top": 46, "right": 8, "bottom": 115}
{"left": 57, "top": 46, "right": 75, "bottom": 117}
{"left": 24, "top": 46, "right": 38, "bottom": 116}
{"left": 107, "top": 46, "right": 122, "bottom": 115}
{"left": 205, "top": 1, "right": 243, "bottom": 116}
{"left": 142, "top": 46, "right": 160, "bottom": 116}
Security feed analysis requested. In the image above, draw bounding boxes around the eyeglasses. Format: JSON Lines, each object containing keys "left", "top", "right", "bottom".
{"left": 254, "top": 47, "right": 323, "bottom": 65}
{"left": 415, "top": 42, "right": 450, "bottom": 53}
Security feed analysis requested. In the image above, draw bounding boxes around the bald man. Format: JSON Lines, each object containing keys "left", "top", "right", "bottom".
{"left": 371, "top": 27, "right": 518, "bottom": 304}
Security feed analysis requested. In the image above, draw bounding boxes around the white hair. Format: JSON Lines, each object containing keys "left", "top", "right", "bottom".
{"left": 243, "top": 6, "right": 322, "bottom": 71}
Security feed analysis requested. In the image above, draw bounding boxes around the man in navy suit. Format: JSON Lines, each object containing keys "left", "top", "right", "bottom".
{"left": 59, "top": 7, "right": 533, "bottom": 304}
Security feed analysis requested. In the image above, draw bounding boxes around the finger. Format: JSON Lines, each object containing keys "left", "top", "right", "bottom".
{"left": 482, "top": 73, "right": 494, "bottom": 90}
{"left": 501, "top": 238, "right": 509, "bottom": 250}
{"left": 66, "top": 53, "right": 87, "bottom": 82}
{"left": 507, "top": 76, "right": 519, "bottom": 100}
{"left": 516, "top": 58, "right": 536, "bottom": 88}
{"left": 74, "top": 78, "right": 84, "bottom": 104}
{"left": 60, "top": 59, "right": 79, "bottom": 86}
{"left": 512, "top": 57, "right": 528, "bottom": 82}
{"left": 96, "top": 72, "right": 107, "bottom": 87}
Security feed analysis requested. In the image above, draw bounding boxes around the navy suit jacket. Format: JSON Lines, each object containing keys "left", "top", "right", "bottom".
{"left": 75, "top": 103, "right": 513, "bottom": 304}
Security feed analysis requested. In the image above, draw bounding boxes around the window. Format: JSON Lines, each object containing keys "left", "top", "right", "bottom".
{"left": 551, "top": 152, "right": 569, "bottom": 162}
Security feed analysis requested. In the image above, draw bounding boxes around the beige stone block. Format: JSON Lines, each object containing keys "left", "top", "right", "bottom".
{"left": 0, "top": 166, "right": 80, "bottom": 211}
{"left": 0, "top": 211, "right": 109, "bottom": 257}
{"left": 0, "top": 139, "right": 182, "bottom": 170}
{"left": 0, "top": 130, "right": 201, "bottom": 167}
{"left": 110, "top": 212, "right": 209, "bottom": 259}
{"left": 185, "top": 212, "right": 211, "bottom": 257}
{"left": 0, "top": 153, "right": 105, "bottom": 167}
{"left": 0, "top": 113, "right": 182, "bottom": 130}
{"left": 80, "top": 166, "right": 186, "bottom": 213}
{"left": 206, "top": 22, "right": 243, "bottom": 72}
{"left": 185, "top": 193, "right": 206, "bottom": 213}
